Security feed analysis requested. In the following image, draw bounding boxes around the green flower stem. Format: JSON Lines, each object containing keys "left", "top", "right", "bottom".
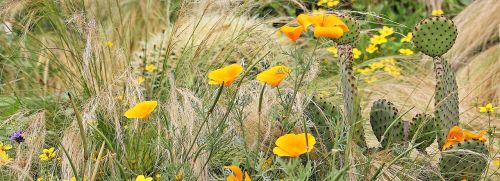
{"left": 257, "top": 84, "right": 266, "bottom": 145}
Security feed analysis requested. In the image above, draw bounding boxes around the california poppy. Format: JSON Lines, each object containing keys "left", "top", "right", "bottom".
{"left": 124, "top": 101, "right": 158, "bottom": 119}
{"left": 208, "top": 64, "right": 244, "bottom": 87}
{"left": 273, "top": 133, "right": 316, "bottom": 157}
{"left": 224, "top": 165, "right": 251, "bottom": 181}
{"left": 279, "top": 26, "right": 303, "bottom": 42}
{"left": 442, "top": 126, "right": 487, "bottom": 150}
{"left": 256, "top": 65, "right": 290, "bottom": 87}
{"left": 280, "top": 13, "right": 349, "bottom": 41}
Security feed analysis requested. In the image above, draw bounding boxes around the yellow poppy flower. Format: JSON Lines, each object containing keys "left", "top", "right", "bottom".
{"left": 256, "top": 65, "right": 291, "bottom": 87}
{"left": 272, "top": 133, "right": 316, "bottom": 157}
{"left": 431, "top": 9, "right": 444, "bottom": 16}
{"left": 365, "top": 44, "right": 378, "bottom": 54}
{"left": 136, "top": 175, "right": 153, "bottom": 181}
{"left": 224, "top": 165, "right": 252, "bottom": 181}
{"left": 369, "top": 34, "right": 388, "bottom": 45}
{"left": 137, "top": 76, "right": 145, "bottom": 84}
{"left": 296, "top": 13, "right": 348, "bottom": 38}
{"left": 0, "top": 150, "right": 12, "bottom": 166}
{"left": 352, "top": 48, "right": 362, "bottom": 59}
{"left": 208, "top": 64, "right": 244, "bottom": 87}
{"left": 400, "top": 32, "right": 413, "bottom": 43}
{"left": 0, "top": 142, "right": 12, "bottom": 151}
{"left": 124, "top": 101, "right": 158, "bottom": 119}
{"left": 378, "top": 26, "right": 394, "bottom": 37}
{"left": 399, "top": 48, "right": 414, "bottom": 56}
{"left": 279, "top": 26, "right": 303, "bottom": 42}
{"left": 39, "top": 147, "right": 56, "bottom": 161}
{"left": 145, "top": 64, "right": 157, "bottom": 73}
{"left": 479, "top": 103, "right": 497, "bottom": 113}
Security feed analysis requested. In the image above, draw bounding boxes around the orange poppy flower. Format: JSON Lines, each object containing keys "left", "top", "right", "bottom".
{"left": 279, "top": 26, "right": 303, "bottom": 42}
{"left": 273, "top": 133, "right": 316, "bottom": 157}
{"left": 224, "top": 166, "right": 251, "bottom": 181}
{"left": 124, "top": 101, "right": 158, "bottom": 119}
{"left": 256, "top": 65, "right": 291, "bottom": 87}
{"left": 208, "top": 64, "right": 244, "bottom": 87}
{"left": 442, "top": 126, "right": 487, "bottom": 150}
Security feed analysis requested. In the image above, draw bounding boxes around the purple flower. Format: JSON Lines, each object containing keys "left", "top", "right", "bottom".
{"left": 10, "top": 130, "right": 24, "bottom": 143}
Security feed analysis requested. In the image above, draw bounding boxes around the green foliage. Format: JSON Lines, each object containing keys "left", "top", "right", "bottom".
{"left": 439, "top": 139, "right": 488, "bottom": 181}
{"left": 412, "top": 16, "right": 458, "bottom": 57}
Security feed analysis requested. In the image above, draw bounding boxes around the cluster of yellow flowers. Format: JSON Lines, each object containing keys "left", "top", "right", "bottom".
{"left": 366, "top": 26, "right": 393, "bottom": 54}
{"left": 316, "top": 0, "right": 340, "bottom": 8}
{"left": 355, "top": 58, "right": 400, "bottom": 84}
{"left": 39, "top": 147, "right": 56, "bottom": 161}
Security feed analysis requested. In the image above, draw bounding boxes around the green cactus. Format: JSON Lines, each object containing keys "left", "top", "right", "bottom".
{"left": 306, "top": 93, "right": 342, "bottom": 150}
{"left": 439, "top": 139, "right": 488, "bottom": 181}
{"left": 409, "top": 113, "right": 436, "bottom": 152}
{"left": 369, "top": 99, "right": 407, "bottom": 148}
{"left": 412, "top": 15, "right": 457, "bottom": 57}
{"left": 333, "top": 15, "right": 360, "bottom": 45}
{"left": 338, "top": 44, "right": 366, "bottom": 148}
{"left": 433, "top": 57, "right": 460, "bottom": 148}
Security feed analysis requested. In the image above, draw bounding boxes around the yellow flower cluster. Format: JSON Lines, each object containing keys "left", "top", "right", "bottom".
{"left": 400, "top": 32, "right": 413, "bottom": 43}
{"left": 317, "top": 0, "right": 340, "bottom": 8}
{"left": 0, "top": 149, "right": 12, "bottom": 166}
{"left": 398, "top": 48, "right": 414, "bottom": 56}
{"left": 39, "top": 147, "right": 56, "bottom": 161}
{"left": 355, "top": 58, "right": 401, "bottom": 83}
{"left": 366, "top": 26, "right": 394, "bottom": 54}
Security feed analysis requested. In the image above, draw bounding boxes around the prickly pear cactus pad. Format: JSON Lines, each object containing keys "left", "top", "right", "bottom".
{"left": 306, "top": 93, "right": 342, "bottom": 150}
{"left": 369, "top": 99, "right": 406, "bottom": 148}
{"left": 412, "top": 15, "right": 457, "bottom": 57}
{"left": 433, "top": 57, "right": 460, "bottom": 148}
{"left": 440, "top": 139, "right": 488, "bottom": 181}
{"left": 409, "top": 113, "right": 436, "bottom": 152}
{"left": 333, "top": 15, "right": 360, "bottom": 45}
{"left": 338, "top": 44, "right": 366, "bottom": 147}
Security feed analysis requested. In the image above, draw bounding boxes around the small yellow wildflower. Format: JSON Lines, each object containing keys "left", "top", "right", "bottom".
{"left": 156, "top": 173, "right": 162, "bottom": 180}
{"left": 369, "top": 35, "right": 388, "bottom": 45}
{"left": 317, "top": 0, "right": 339, "bottom": 8}
{"left": 400, "top": 32, "right": 413, "bottom": 43}
{"left": 479, "top": 103, "right": 497, "bottom": 113}
{"left": 366, "top": 44, "right": 378, "bottom": 54}
{"left": 64, "top": 177, "right": 77, "bottom": 181}
{"left": 384, "top": 65, "right": 401, "bottom": 76}
{"left": 137, "top": 76, "right": 145, "bottom": 84}
{"left": 381, "top": 58, "right": 396, "bottom": 65}
{"left": 365, "top": 77, "right": 377, "bottom": 84}
{"left": 352, "top": 48, "right": 362, "bottom": 59}
{"left": 431, "top": 9, "right": 444, "bottom": 16}
{"left": 105, "top": 41, "right": 113, "bottom": 48}
{"left": 175, "top": 172, "right": 183, "bottom": 181}
{"left": 327, "top": 46, "right": 338, "bottom": 57}
{"left": 145, "top": 64, "right": 157, "bottom": 73}
{"left": 0, "top": 142, "right": 12, "bottom": 151}
{"left": 0, "top": 150, "right": 12, "bottom": 166}
{"left": 493, "top": 158, "right": 500, "bottom": 167}
{"left": 355, "top": 68, "right": 372, "bottom": 75}
{"left": 378, "top": 26, "right": 394, "bottom": 37}
{"left": 399, "top": 48, "right": 414, "bottom": 56}
{"left": 37, "top": 178, "right": 44, "bottom": 181}
{"left": 369, "top": 62, "right": 385, "bottom": 70}
{"left": 136, "top": 175, "right": 153, "bottom": 181}
{"left": 39, "top": 147, "right": 56, "bottom": 161}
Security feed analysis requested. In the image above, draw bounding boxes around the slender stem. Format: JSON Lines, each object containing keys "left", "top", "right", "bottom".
{"left": 257, "top": 84, "right": 266, "bottom": 145}
{"left": 183, "top": 83, "right": 224, "bottom": 162}
{"left": 68, "top": 93, "right": 88, "bottom": 177}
